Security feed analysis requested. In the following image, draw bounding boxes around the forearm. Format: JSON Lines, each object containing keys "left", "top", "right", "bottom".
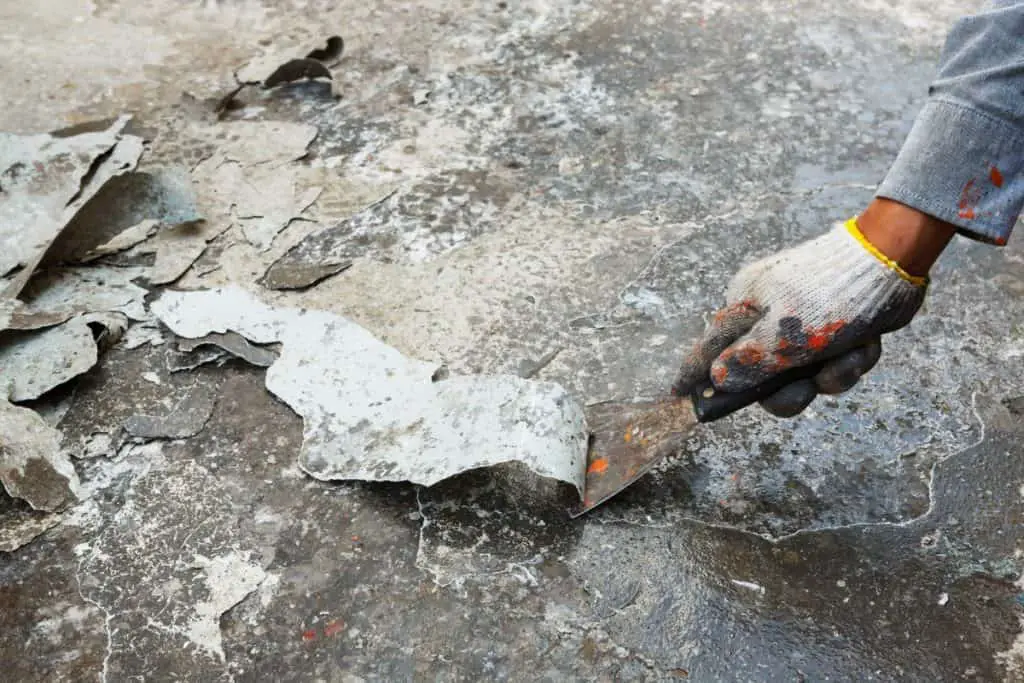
{"left": 876, "top": 0, "right": 1024, "bottom": 246}
{"left": 857, "top": 199, "right": 956, "bottom": 278}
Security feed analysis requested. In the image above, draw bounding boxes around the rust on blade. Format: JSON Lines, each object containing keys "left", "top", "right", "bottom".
{"left": 570, "top": 398, "right": 698, "bottom": 517}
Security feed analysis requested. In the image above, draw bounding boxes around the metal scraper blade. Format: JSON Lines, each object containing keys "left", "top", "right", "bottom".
{"left": 569, "top": 398, "right": 698, "bottom": 518}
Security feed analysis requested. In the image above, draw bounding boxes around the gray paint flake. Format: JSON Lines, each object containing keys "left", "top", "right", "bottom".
{"left": 1, "top": 117, "right": 144, "bottom": 300}
{"left": 152, "top": 287, "right": 588, "bottom": 494}
{"left": 0, "top": 398, "right": 80, "bottom": 511}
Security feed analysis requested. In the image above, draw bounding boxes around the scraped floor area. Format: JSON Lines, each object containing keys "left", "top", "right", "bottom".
{"left": 2, "top": 0, "right": 1024, "bottom": 680}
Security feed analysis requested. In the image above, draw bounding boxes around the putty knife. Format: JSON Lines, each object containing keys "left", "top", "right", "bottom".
{"left": 569, "top": 362, "right": 824, "bottom": 517}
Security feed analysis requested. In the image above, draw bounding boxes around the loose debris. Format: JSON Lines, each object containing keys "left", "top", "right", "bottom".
{"left": 0, "top": 317, "right": 101, "bottom": 402}
{"left": 0, "top": 114, "right": 324, "bottom": 514}
{"left": 165, "top": 344, "right": 230, "bottom": 373}
{"left": 125, "top": 219, "right": 228, "bottom": 285}
{"left": 176, "top": 331, "right": 278, "bottom": 368}
{"left": 152, "top": 287, "right": 589, "bottom": 494}
{"left": 125, "top": 381, "right": 217, "bottom": 439}
{"left": 87, "top": 121, "right": 319, "bottom": 282}
{"left": 305, "top": 36, "right": 344, "bottom": 64}
{"left": 0, "top": 399, "right": 80, "bottom": 511}
{"left": 261, "top": 186, "right": 399, "bottom": 290}
{"left": 15, "top": 267, "right": 148, "bottom": 328}
{"left": 80, "top": 219, "right": 160, "bottom": 261}
{"left": 0, "top": 118, "right": 210, "bottom": 512}
{"left": 223, "top": 35, "right": 345, "bottom": 114}
{"left": 260, "top": 259, "right": 352, "bottom": 291}
{"left": 0, "top": 497, "right": 62, "bottom": 552}
{"left": 45, "top": 166, "right": 201, "bottom": 265}
{"left": 264, "top": 59, "right": 332, "bottom": 89}
{"left": 237, "top": 36, "right": 343, "bottom": 86}
{"left": 0, "top": 116, "right": 144, "bottom": 298}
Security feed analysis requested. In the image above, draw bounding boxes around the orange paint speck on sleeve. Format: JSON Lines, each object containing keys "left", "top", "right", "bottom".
{"left": 588, "top": 457, "right": 609, "bottom": 475}
{"left": 958, "top": 178, "right": 978, "bottom": 219}
{"left": 990, "top": 165, "right": 1004, "bottom": 188}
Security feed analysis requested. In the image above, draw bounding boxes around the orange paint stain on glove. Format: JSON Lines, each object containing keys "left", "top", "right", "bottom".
{"left": 587, "top": 457, "right": 609, "bottom": 475}
{"left": 711, "top": 364, "right": 728, "bottom": 385}
{"left": 807, "top": 320, "right": 846, "bottom": 351}
{"left": 713, "top": 299, "right": 759, "bottom": 324}
{"left": 734, "top": 343, "right": 765, "bottom": 366}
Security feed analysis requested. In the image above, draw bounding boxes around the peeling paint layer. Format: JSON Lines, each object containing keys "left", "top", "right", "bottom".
{"left": 1, "top": 117, "right": 144, "bottom": 299}
{"left": 0, "top": 398, "right": 80, "bottom": 511}
{"left": 152, "top": 287, "right": 588, "bottom": 494}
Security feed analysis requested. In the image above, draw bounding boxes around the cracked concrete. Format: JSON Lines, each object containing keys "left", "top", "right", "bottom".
{"left": 2, "top": 0, "right": 1023, "bottom": 680}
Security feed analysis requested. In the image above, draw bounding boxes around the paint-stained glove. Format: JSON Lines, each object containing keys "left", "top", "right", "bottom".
{"left": 672, "top": 218, "right": 928, "bottom": 417}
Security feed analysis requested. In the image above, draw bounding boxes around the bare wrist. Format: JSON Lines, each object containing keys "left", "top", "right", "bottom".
{"left": 856, "top": 199, "right": 956, "bottom": 277}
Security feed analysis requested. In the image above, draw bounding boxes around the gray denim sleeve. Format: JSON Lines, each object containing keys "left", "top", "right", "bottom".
{"left": 876, "top": 0, "right": 1024, "bottom": 245}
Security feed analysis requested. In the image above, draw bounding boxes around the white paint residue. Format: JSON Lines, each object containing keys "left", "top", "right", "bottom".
{"left": 185, "top": 552, "right": 267, "bottom": 661}
{"left": 33, "top": 604, "right": 96, "bottom": 645}
{"left": 996, "top": 573, "right": 1024, "bottom": 678}
{"left": 151, "top": 287, "right": 588, "bottom": 495}
{"left": 256, "top": 573, "right": 281, "bottom": 609}
{"left": 731, "top": 579, "right": 766, "bottom": 595}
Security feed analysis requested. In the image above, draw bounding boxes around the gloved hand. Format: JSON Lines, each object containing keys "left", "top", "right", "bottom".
{"left": 672, "top": 218, "right": 928, "bottom": 417}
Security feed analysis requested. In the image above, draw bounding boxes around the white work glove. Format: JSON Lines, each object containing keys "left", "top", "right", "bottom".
{"left": 673, "top": 218, "right": 928, "bottom": 417}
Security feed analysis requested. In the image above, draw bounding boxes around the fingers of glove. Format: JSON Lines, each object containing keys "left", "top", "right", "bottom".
{"left": 708, "top": 316, "right": 784, "bottom": 392}
{"left": 672, "top": 300, "right": 761, "bottom": 396}
{"left": 814, "top": 337, "right": 883, "bottom": 395}
{"left": 711, "top": 313, "right": 877, "bottom": 393}
{"left": 759, "top": 378, "right": 818, "bottom": 418}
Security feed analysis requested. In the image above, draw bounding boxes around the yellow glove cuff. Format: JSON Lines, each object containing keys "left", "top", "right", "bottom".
{"left": 845, "top": 217, "right": 928, "bottom": 287}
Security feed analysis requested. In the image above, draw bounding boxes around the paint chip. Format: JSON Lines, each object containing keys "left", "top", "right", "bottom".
{"left": 0, "top": 399, "right": 80, "bottom": 511}
{"left": 0, "top": 116, "right": 144, "bottom": 299}
{"left": 151, "top": 287, "right": 588, "bottom": 495}
{"left": 990, "top": 166, "right": 1004, "bottom": 188}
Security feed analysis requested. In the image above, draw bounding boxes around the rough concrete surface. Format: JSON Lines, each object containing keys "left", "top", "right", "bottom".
{"left": 2, "top": 0, "right": 1024, "bottom": 680}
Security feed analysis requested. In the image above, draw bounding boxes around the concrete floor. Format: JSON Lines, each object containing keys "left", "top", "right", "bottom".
{"left": 2, "top": 0, "right": 1024, "bottom": 680}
